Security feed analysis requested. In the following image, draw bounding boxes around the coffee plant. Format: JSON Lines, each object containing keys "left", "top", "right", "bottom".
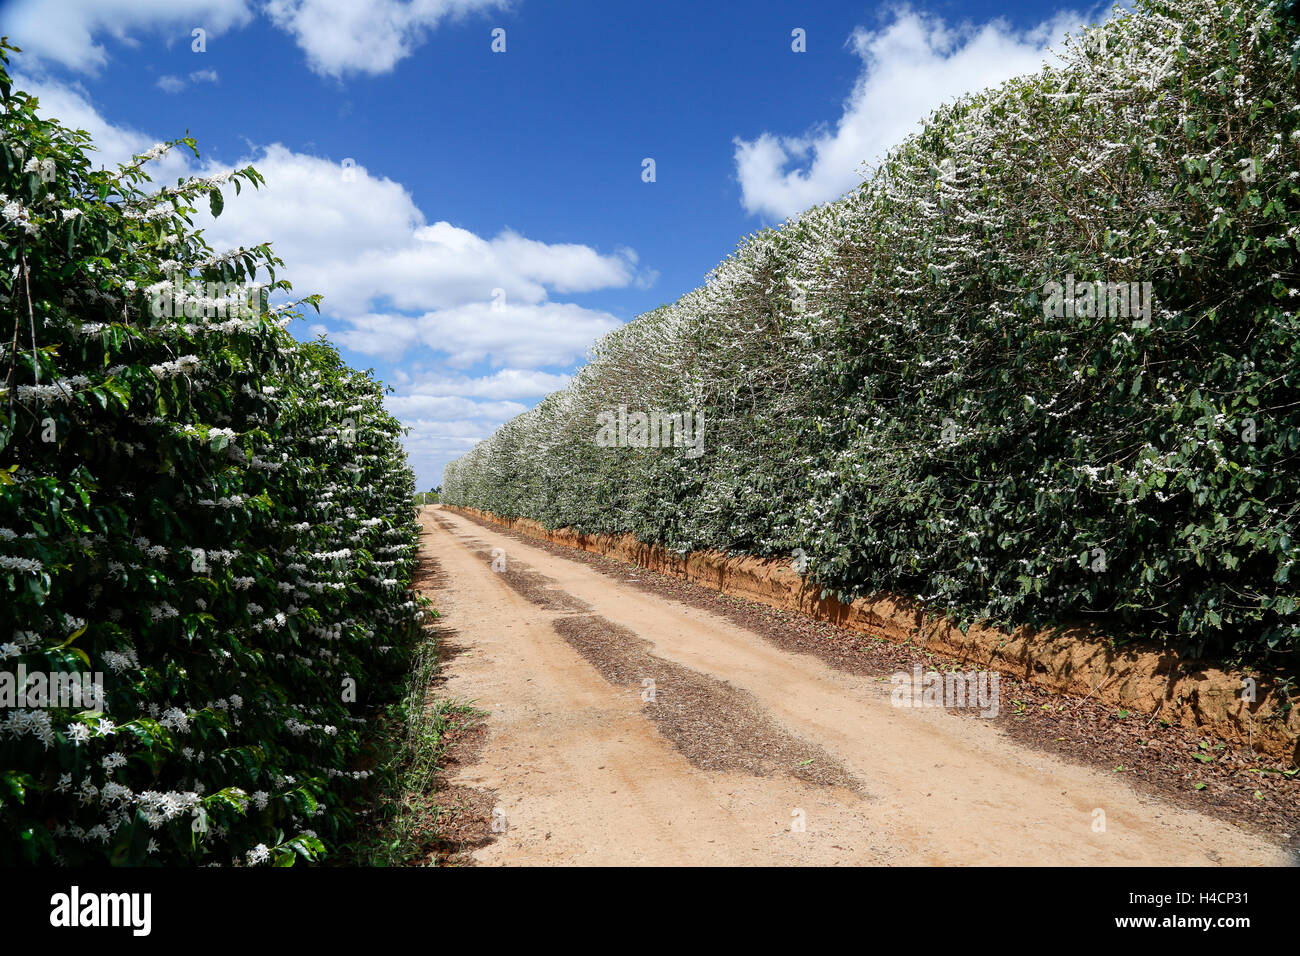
{"left": 0, "top": 40, "right": 424, "bottom": 864}
{"left": 445, "top": 0, "right": 1300, "bottom": 664}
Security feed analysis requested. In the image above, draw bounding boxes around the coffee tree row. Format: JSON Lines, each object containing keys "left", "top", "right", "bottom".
{"left": 0, "top": 42, "right": 423, "bottom": 865}
{"left": 446, "top": 0, "right": 1300, "bottom": 664}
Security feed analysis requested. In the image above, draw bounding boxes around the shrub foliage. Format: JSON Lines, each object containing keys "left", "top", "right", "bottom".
{"left": 0, "top": 42, "right": 423, "bottom": 864}
{"left": 445, "top": 0, "right": 1300, "bottom": 663}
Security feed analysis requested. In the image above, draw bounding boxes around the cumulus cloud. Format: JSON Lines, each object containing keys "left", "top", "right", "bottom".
{"left": 1, "top": 0, "right": 499, "bottom": 78}
{"left": 189, "top": 146, "right": 635, "bottom": 363}
{"left": 264, "top": 0, "right": 506, "bottom": 77}
{"left": 188, "top": 140, "right": 630, "bottom": 482}
{"left": 331, "top": 302, "right": 620, "bottom": 368}
{"left": 384, "top": 395, "right": 527, "bottom": 420}
{"left": 734, "top": 6, "right": 1085, "bottom": 221}
{"left": 385, "top": 367, "right": 575, "bottom": 486}
{"left": 0, "top": 0, "right": 253, "bottom": 74}
{"left": 400, "top": 417, "right": 496, "bottom": 490}
{"left": 156, "top": 69, "right": 220, "bottom": 93}
{"left": 21, "top": 78, "right": 626, "bottom": 367}
{"left": 18, "top": 75, "right": 632, "bottom": 489}
{"left": 392, "top": 367, "right": 572, "bottom": 399}
{"left": 297, "top": 220, "right": 637, "bottom": 317}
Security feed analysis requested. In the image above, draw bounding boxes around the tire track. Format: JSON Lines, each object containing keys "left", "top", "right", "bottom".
{"left": 419, "top": 506, "right": 1293, "bottom": 866}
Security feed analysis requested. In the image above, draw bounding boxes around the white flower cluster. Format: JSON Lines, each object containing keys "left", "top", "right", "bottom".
{"left": 1, "top": 194, "right": 37, "bottom": 234}
{"left": 149, "top": 355, "right": 201, "bottom": 379}
{"left": 6, "top": 110, "right": 425, "bottom": 866}
{"left": 16, "top": 376, "right": 90, "bottom": 404}
{"left": 0, "top": 555, "right": 43, "bottom": 573}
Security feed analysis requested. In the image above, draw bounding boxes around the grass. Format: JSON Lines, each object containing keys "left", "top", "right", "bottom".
{"left": 341, "top": 625, "right": 482, "bottom": 866}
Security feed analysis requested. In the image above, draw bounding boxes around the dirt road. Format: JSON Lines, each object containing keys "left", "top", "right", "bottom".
{"left": 418, "top": 505, "right": 1290, "bottom": 866}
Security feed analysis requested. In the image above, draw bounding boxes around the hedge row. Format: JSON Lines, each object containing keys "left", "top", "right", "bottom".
{"left": 445, "top": 0, "right": 1300, "bottom": 664}
{"left": 0, "top": 42, "right": 424, "bottom": 864}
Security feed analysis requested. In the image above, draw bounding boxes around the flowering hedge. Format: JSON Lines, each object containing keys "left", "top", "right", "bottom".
{"left": 445, "top": 0, "right": 1300, "bottom": 665}
{"left": 0, "top": 41, "right": 424, "bottom": 864}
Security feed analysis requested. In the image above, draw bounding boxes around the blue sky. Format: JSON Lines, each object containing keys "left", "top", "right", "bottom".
{"left": 0, "top": 0, "right": 1108, "bottom": 488}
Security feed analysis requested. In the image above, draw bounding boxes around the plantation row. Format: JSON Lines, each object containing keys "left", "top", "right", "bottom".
{"left": 445, "top": 0, "right": 1300, "bottom": 664}
{"left": 0, "top": 42, "right": 424, "bottom": 864}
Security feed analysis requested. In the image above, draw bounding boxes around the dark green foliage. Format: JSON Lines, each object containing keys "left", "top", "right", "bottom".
{"left": 0, "top": 41, "right": 423, "bottom": 865}
{"left": 445, "top": 0, "right": 1300, "bottom": 665}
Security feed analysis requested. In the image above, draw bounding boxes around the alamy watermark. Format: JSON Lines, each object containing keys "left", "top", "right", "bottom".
{"left": 1042, "top": 274, "right": 1153, "bottom": 327}
{"left": 0, "top": 666, "right": 105, "bottom": 709}
{"left": 149, "top": 273, "right": 267, "bottom": 321}
{"left": 890, "top": 665, "right": 999, "bottom": 718}
{"left": 594, "top": 405, "right": 704, "bottom": 458}
{"left": 50, "top": 886, "right": 150, "bottom": 936}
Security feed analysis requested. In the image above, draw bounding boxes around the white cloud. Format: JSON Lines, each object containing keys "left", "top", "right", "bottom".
{"left": 1, "top": 0, "right": 253, "bottom": 74}
{"left": 190, "top": 146, "right": 637, "bottom": 363}
{"left": 385, "top": 368, "right": 574, "bottom": 486}
{"left": 194, "top": 146, "right": 424, "bottom": 284}
{"left": 156, "top": 69, "right": 218, "bottom": 93}
{"left": 17, "top": 75, "right": 632, "bottom": 489}
{"left": 20, "top": 82, "right": 632, "bottom": 369}
{"left": 196, "top": 146, "right": 617, "bottom": 315}
{"left": 393, "top": 367, "right": 572, "bottom": 399}
{"left": 303, "top": 220, "right": 637, "bottom": 316}
{"left": 385, "top": 395, "right": 527, "bottom": 419}
{"left": 1, "top": 0, "right": 498, "bottom": 79}
{"left": 263, "top": 0, "right": 506, "bottom": 78}
{"left": 734, "top": 6, "right": 1084, "bottom": 221}
{"left": 189, "top": 142, "right": 631, "bottom": 483}
{"left": 400, "top": 417, "right": 496, "bottom": 490}
{"left": 332, "top": 302, "right": 620, "bottom": 368}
